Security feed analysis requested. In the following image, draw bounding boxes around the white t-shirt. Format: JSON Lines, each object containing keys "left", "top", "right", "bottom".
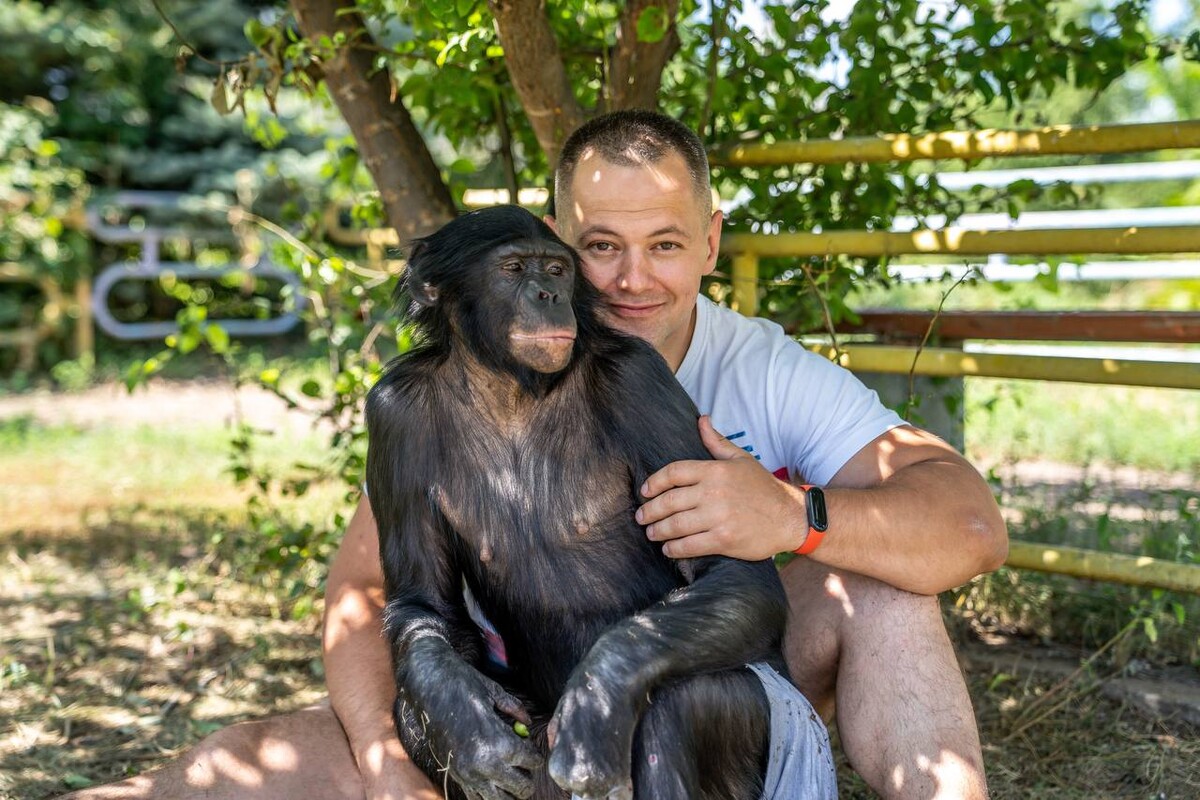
{"left": 675, "top": 296, "right": 905, "bottom": 486}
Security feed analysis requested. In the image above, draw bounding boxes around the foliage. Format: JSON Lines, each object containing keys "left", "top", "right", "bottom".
{"left": 4, "top": 398, "right": 1198, "bottom": 796}
{"left": 0, "top": 103, "right": 90, "bottom": 370}
{"left": 202, "top": 0, "right": 1192, "bottom": 591}
{"left": 7, "top": 0, "right": 1197, "bottom": 595}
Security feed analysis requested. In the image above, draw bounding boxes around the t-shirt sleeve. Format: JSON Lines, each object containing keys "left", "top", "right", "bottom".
{"left": 770, "top": 345, "right": 905, "bottom": 486}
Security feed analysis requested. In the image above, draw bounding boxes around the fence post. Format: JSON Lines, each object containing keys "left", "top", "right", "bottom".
{"left": 731, "top": 253, "right": 759, "bottom": 316}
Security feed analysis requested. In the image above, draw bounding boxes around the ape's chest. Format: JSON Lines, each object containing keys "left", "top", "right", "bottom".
{"left": 434, "top": 442, "right": 638, "bottom": 559}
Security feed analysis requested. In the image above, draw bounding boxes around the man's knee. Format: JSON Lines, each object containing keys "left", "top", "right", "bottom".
{"left": 57, "top": 705, "right": 364, "bottom": 800}
{"left": 778, "top": 560, "right": 948, "bottom": 718}
{"left": 778, "top": 566, "right": 986, "bottom": 800}
{"left": 180, "top": 705, "right": 362, "bottom": 797}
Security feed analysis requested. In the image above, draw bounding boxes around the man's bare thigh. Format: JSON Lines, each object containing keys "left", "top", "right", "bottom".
{"left": 58, "top": 701, "right": 366, "bottom": 800}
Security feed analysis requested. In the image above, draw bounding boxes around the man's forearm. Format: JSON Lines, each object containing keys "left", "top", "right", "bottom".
{"left": 323, "top": 585, "right": 438, "bottom": 796}
{"left": 322, "top": 496, "right": 439, "bottom": 797}
{"left": 324, "top": 596, "right": 399, "bottom": 770}
{"left": 815, "top": 456, "right": 1008, "bottom": 595}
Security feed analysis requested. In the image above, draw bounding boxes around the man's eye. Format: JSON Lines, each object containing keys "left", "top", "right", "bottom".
{"left": 655, "top": 242, "right": 680, "bottom": 251}
{"left": 588, "top": 242, "right": 615, "bottom": 253}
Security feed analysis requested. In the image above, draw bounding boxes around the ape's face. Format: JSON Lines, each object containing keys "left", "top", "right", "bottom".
{"left": 483, "top": 237, "right": 578, "bottom": 374}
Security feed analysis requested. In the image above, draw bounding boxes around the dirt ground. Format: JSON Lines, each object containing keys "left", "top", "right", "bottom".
{"left": 2, "top": 381, "right": 1198, "bottom": 799}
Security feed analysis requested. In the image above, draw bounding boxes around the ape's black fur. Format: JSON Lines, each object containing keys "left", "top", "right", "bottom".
{"left": 366, "top": 205, "right": 791, "bottom": 800}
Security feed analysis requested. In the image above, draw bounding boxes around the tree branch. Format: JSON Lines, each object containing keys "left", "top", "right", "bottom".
{"left": 487, "top": 0, "right": 585, "bottom": 166}
{"left": 290, "top": 0, "right": 456, "bottom": 239}
{"left": 607, "top": 0, "right": 681, "bottom": 112}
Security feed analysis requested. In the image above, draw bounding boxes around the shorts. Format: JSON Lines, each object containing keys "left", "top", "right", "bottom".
{"left": 747, "top": 661, "right": 838, "bottom": 799}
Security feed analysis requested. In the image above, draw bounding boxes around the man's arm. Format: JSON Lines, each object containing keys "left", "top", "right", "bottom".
{"left": 636, "top": 417, "right": 1008, "bottom": 595}
{"left": 322, "top": 497, "right": 439, "bottom": 799}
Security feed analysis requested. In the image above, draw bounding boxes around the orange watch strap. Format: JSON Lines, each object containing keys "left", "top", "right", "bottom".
{"left": 793, "top": 484, "right": 826, "bottom": 556}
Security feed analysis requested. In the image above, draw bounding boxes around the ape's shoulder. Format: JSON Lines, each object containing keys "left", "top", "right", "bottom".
{"left": 366, "top": 347, "right": 444, "bottom": 432}
{"left": 587, "top": 329, "right": 691, "bottom": 405}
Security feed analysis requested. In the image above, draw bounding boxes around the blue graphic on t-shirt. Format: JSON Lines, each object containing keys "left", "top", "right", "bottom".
{"left": 725, "top": 430, "right": 762, "bottom": 461}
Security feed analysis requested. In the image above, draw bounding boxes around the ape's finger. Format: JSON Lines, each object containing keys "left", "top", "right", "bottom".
{"left": 490, "top": 768, "right": 536, "bottom": 800}
{"left": 488, "top": 685, "right": 532, "bottom": 725}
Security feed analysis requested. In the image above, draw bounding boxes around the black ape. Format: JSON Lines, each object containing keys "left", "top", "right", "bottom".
{"left": 366, "top": 205, "right": 791, "bottom": 800}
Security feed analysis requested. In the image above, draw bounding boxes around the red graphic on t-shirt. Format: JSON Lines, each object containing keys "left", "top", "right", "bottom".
{"left": 773, "top": 466, "right": 789, "bottom": 481}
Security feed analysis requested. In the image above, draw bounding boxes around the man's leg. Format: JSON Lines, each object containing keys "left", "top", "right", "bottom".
{"left": 56, "top": 702, "right": 433, "bottom": 800}
{"left": 780, "top": 558, "right": 988, "bottom": 800}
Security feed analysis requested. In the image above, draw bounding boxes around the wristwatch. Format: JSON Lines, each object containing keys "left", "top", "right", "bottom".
{"left": 792, "top": 485, "right": 828, "bottom": 556}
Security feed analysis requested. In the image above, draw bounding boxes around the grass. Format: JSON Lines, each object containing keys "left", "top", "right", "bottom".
{"left": 966, "top": 378, "right": 1200, "bottom": 475}
{"left": 1, "top": 373, "right": 1197, "bottom": 798}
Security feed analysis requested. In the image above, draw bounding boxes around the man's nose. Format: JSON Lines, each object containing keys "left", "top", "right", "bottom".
{"left": 615, "top": 249, "right": 653, "bottom": 292}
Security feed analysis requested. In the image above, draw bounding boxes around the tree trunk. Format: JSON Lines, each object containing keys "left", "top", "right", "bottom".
{"left": 607, "top": 0, "right": 681, "bottom": 112}
{"left": 290, "top": 0, "right": 456, "bottom": 239}
{"left": 487, "top": 0, "right": 585, "bottom": 167}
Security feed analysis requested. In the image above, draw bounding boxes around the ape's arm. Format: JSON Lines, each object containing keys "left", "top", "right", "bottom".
{"left": 366, "top": 380, "right": 541, "bottom": 799}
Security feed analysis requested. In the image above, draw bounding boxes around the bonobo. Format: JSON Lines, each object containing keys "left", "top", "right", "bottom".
{"left": 365, "top": 205, "right": 827, "bottom": 800}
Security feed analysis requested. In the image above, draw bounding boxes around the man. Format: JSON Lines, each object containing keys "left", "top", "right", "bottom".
{"left": 64, "top": 110, "right": 1007, "bottom": 800}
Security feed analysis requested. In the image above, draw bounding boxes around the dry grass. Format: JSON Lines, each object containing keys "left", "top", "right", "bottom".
{"left": 2, "top": 380, "right": 1197, "bottom": 798}
{"left": 0, "top": 512, "right": 327, "bottom": 799}
{"left": 4, "top": 508, "right": 1197, "bottom": 799}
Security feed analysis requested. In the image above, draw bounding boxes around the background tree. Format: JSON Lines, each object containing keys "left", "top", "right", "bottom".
{"left": 250, "top": 0, "right": 1187, "bottom": 322}
{"left": 3, "top": 0, "right": 1194, "bottom": 590}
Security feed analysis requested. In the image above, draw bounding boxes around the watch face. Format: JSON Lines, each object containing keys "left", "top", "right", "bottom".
{"left": 807, "top": 487, "right": 829, "bottom": 532}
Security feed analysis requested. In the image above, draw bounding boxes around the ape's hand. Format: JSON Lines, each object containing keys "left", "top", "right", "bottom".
{"left": 404, "top": 658, "right": 542, "bottom": 799}
{"left": 547, "top": 667, "right": 636, "bottom": 800}
{"left": 638, "top": 415, "right": 808, "bottom": 560}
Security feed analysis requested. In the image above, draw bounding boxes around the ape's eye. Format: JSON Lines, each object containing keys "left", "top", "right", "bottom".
{"left": 501, "top": 260, "right": 524, "bottom": 273}
{"left": 545, "top": 262, "right": 566, "bottom": 276}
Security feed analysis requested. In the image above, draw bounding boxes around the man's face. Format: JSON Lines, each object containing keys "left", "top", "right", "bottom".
{"left": 550, "top": 150, "right": 722, "bottom": 371}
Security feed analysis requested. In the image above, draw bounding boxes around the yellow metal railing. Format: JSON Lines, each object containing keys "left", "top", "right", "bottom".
{"left": 714, "top": 119, "right": 1200, "bottom": 594}
{"left": 0, "top": 262, "right": 65, "bottom": 370}
{"left": 722, "top": 225, "right": 1200, "bottom": 260}
{"left": 808, "top": 345, "right": 1200, "bottom": 391}
{"left": 711, "top": 120, "right": 1200, "bottom": 167}
{"left": 1006, "top": 542, "right": 1200, "bottom": 595}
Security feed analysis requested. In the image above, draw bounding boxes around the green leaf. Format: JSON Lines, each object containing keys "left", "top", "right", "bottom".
{"left": 205, "top": 324, "right": 230, "bottom": 354}
{"left": 1142, "top": 616, "right": 1158, "bottom": 644}
{"left": 636, "top": 6, "right": 670, "bottom": 44}
{"left": 178, "top": 328, "right": 202, "bottom": 355}
{"left": 63, "top": 774, "right": 93, "bottom": 790}
{"left": 244, "top": 19, "right": 270, "bottom": 48}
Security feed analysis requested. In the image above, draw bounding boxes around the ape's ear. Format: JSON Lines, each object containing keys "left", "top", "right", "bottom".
{"left": 410, "top": 281, "right": 440, "bottom": 307}
{"left": 403, "top": 240, "right": 439, "bottom": 307}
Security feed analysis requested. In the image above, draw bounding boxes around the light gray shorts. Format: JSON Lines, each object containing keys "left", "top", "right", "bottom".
{"left": 568, "top": 663, "right": 837, "bottom": 800}
{"left": 747, "top": 661, "right": 838, "bottom": 799}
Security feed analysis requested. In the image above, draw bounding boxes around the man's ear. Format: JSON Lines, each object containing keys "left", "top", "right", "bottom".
{"left": 702, "top": 209, "right": 724, "bottom": 276}
{"left": 543, "top": 214, "right": 559, "bottom": 234}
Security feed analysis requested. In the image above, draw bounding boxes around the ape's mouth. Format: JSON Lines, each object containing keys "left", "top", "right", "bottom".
{"left": 511, "top": 330, "right": 577, "bottom": 343}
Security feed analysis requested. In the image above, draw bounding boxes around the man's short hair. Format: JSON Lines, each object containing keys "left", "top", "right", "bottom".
{"left": 553, "top": 110, "right": 712, "bottom": 220}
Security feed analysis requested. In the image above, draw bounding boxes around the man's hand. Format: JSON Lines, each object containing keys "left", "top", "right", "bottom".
{"left": 637, "top": 416, "right": 807, "bottom": 560}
